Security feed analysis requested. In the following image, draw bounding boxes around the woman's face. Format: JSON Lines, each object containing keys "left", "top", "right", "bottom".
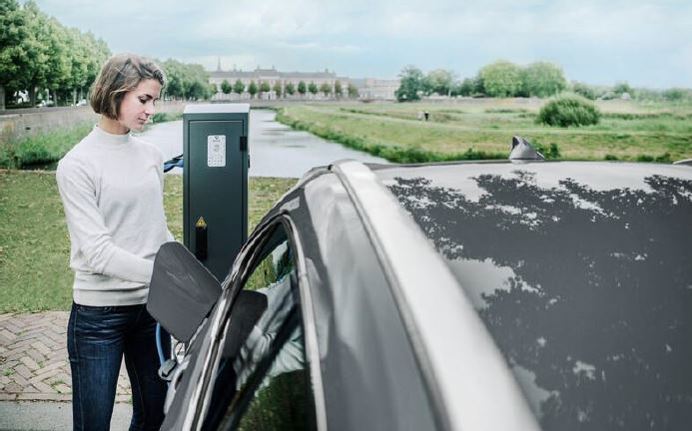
{"left": 117, "top": 79, "right": 162, "bottom": 132}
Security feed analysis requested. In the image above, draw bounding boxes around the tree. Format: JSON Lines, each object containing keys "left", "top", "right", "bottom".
{"left": 456, "top": 78, "right": 476, "bottom": 97}
{"left": 308, "top": 82, "right": 318, "bottom": 96}
{"left": 184, "top": 63, "right": 212, "bottom": 100}
{"left": 61, "top": 28, "right": 92, "bottom": 105}
{"left": 272, "top": 81, "right": 282, "bottom": 98}
{"left": 613, "top": 81, "right": 634, "bottom": 98}
{"left": 319, "top": 82, "right": 331, "bottom": 97}
{"left": 221, "top": 79, "right": 232, "bottom": 94}
{"left": 297, "top": 81, "right": 306, "bottom": 96}
{"left": 233, "top": 79, "right": 244, "bottom": 96}
{"left": 334, "top": 80, "right": 343, "bottom": 98}
{"left": 479, "top": 60, "right": 523, "bottom": 97}
{"left": 80, "top": 32, "right": 110, "bottom": 100}
{"left": 285, "top": 82, "right": 295, "bottom": 96}
{"left": 0, "top": 1, "right": 110, "bottom": 108}
{"left": 162, "top": 59, "right": 212, "bottom": 100}
{"left": 187, "top": 80, "right": 207, "bottom": 100}
{"left": 43, "top": 17, "right": 71, "bottom": 105}
{"left": 248, "top": 81, "right": 258, "bottom": 98}
{"left": 21, "top": 1, "right": 54, "bottom": 105}
{"left": 522, "top": 62, "right": 567, "bottom": 97}
{"left": 259, "top": 81, "right": 270, "bottom": 98}
{"left": 162, "top": 59, "right": 185, "bottom": 99}
{"left": 663, "top": 88, "right": 687, "bottom": 101}
{"left": 0, "top": 0, "right": 29, "bottom": 109}
{"left": 425, "top": 69, "right": 455, "bottom": 96}
{"left": 395, "top": 65, "right": 425, "bottom": 101}
{"left": 209, "top": 83, "right": 217, "bottom": 95}
{"left": 347, "top": 83, "right": 359, "bottom": 98}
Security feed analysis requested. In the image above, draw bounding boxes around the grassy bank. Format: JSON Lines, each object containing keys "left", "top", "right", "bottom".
{"left": 275, "top": 100, "right": 692, "bottom": 162}
{"left": 0, "top": 122, "right": 93, "bottom": 169}
{"left": 0, "top": 112, "right": 184, "bottom": 169}
{"left": 0, "top": 170, "right": 296, "bottom": 312}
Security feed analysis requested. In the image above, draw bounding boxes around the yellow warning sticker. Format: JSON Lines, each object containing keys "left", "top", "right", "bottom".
{"left": 196, "top": 216, "right": 207, "bottom": 228}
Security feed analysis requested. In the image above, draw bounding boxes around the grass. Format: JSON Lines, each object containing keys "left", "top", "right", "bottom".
{"left": 275, "top": 99, "right": 692, "bottom": 162}
{"left": 0, "top": 170, "right": 296, "bottom": 313}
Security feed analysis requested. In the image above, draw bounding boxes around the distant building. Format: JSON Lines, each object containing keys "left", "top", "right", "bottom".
{"left": 351, "top": 78, "right": 401, "bottom": 100}
{"left": 209, "top": 65, "right": 350, "bottom": 100}
{"left": 208, "top": 62, "right": 400, "bottom": 101}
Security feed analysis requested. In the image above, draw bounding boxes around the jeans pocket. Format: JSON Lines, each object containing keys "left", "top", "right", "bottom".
{"left": 75, "top": 304, "right": 114, "bottom": 314}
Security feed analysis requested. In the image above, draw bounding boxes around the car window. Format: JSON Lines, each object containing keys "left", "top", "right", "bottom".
{"left": 204, "top": 223, "right": 317, "bottom": 431}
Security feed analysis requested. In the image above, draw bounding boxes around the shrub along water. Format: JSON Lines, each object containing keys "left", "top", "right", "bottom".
{"left": 0, "top": 123, "right": 92, "bottom": 169}
{"left": 537, "top": 93, "right": 601, "bottom": 127}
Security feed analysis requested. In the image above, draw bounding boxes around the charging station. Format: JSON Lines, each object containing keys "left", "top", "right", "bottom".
{"left": 183, "top": 103, "right": 250, "bottom": 281}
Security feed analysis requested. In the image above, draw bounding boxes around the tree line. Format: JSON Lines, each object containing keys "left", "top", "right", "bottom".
{"left": 0, "top": 0, "right": 217, "bottom": 110}
{"left": 396, "top": 61, "right": 568, "bottom": 101}
{"left": 396, "top": 61, "right": 691, "bottom": 102}
{"left": 0, "top": 0, "right": 111, "bottom": 110}
{"left": 218, "top": 78, "right": 359, "bottom": 99}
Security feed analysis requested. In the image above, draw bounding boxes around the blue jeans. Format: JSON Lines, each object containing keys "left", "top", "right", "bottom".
{"left": 67, "top": 303, "right": 169, "bottom": 431}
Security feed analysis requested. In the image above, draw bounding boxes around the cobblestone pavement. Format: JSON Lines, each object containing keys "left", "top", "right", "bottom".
{"left": 0, "top": 312, "right": 131, "bottom": 402}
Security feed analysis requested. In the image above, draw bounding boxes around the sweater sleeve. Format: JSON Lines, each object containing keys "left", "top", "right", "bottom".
{"left": 56, "top": 157, "right": 154, "bottom": 284}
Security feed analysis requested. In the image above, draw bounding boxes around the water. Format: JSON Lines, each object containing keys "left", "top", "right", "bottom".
{"left": 141, "top": 109, "right": 389, "bottom": 178}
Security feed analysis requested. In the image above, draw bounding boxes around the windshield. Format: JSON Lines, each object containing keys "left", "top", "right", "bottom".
{"left": 380, "top": 162, "right": 692, "bottom": 430}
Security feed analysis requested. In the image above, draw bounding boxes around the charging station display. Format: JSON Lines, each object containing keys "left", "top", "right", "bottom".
{"left": 207, "top": 135, "right": 226, "bottom": 167}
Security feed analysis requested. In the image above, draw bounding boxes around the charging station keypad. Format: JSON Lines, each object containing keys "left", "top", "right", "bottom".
{"left": 207, "top": 135, "right": 226, "bottom": 167}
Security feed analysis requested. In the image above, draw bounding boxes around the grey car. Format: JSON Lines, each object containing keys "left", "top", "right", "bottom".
{"left": 149, "top": 151, "right": 692, "bottom": 430}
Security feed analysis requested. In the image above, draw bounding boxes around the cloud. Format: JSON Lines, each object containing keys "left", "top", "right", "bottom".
{"left": 275, "top": 41, "right": 362, "bottom": 53}
{"left": 27, "top": 0, "right": 692, "bottom": 85}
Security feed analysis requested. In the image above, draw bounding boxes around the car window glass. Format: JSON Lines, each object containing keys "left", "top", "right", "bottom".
{"left": 206, "top": 224, "right": 316, "bottom": 431}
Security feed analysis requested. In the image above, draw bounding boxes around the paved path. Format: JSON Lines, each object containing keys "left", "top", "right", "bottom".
{"left": 0, "top": 312, "right": 131, "bottom": 402}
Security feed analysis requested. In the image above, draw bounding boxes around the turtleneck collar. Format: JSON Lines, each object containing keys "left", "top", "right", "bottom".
{"left": 91, "top": 125, "right": 132, "bottom": 147}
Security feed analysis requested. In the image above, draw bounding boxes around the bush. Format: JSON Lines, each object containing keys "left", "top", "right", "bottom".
{"left": 636, "top": 153, "right": 672, "bottom": 163}
{"left": 151, "top": 112, "right": 183, "bottom": 124}
{"left": 537, "top": 94, "right": 601, "bottom": 127}
{"left": 534, "top": 142, "right": 561, "bottom": 159}
{"left": 572, "top": 82, "right": 597, "bottom": 100}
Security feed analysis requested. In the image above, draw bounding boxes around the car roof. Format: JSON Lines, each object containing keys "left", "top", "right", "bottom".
{"left": 327, "top": 160, "right": 541, "bottom": 431}
{"left": 366, "top": 160, "right": 692, "bottom": 430}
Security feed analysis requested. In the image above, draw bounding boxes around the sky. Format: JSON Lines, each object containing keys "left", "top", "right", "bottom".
{"left": 28, "top": 0, "right": 692, "bottom": 88}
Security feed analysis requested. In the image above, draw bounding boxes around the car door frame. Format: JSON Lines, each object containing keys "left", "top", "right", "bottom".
{"left": 179, "top": 211, "right": 327, "bottom": 431}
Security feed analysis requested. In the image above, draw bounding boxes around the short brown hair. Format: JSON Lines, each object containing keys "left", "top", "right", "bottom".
{"left": 89, "top": 53, "right": 165, "bottom": 119}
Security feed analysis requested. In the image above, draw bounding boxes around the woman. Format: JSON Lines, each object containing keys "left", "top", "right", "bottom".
{"left": 56, "top": 53, "right": 172, "bottom": 431}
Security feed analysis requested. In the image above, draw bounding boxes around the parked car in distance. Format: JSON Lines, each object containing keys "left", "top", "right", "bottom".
{"left": 149, "top": 145, "right": 692, "bottom": 430}
{"left": 35, "top": 99, "right": 54, "bottom": 108}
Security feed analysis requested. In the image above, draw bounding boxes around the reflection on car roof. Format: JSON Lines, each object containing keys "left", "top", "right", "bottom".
{"left": 376, "top": 161, "right": 692, "bottom": 430}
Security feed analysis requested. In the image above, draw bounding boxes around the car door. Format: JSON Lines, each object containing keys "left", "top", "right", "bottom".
{"left": 194, "top": 218, "right": 319, "bottom": 430}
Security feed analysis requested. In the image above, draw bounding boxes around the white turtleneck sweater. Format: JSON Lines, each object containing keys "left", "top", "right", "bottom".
{"left": 56, "top": 125, "right": 173, "bottom": 306}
